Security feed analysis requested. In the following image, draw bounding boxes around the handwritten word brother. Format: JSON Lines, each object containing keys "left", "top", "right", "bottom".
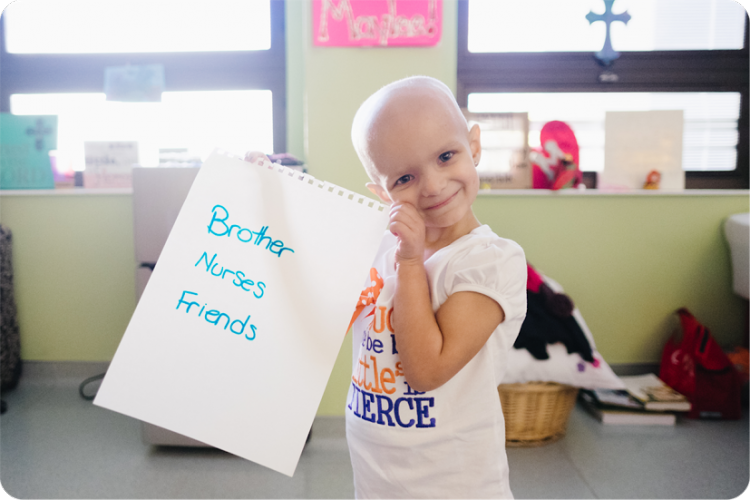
{"left": 207, "top": 205, "right": 295, "bottom": 258}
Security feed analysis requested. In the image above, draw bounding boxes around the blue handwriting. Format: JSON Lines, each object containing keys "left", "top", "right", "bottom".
{"left": 195, "top": 251, "right": 265, "bottom": 299}
{"left": 207, "top": 205, "right": 294, "bottom": 258}
{"left": 176, "top": 290, "right": 257, "bottom": 341}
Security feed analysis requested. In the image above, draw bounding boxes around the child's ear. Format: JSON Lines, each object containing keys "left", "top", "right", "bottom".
{"left": 366, "top": 182, "right": 392, "bottom": 203}
{"left": 469, "top": 123, "right": 482, "bottom": 167}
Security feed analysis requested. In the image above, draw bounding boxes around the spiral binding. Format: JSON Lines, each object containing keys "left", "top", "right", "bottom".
{"left": 217, "top": 149, "right": 388, "bottom": 213}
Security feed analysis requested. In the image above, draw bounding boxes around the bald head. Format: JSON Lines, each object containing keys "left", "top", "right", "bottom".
{"left": 351, "top": 76, "right": 469, "bottom": 184}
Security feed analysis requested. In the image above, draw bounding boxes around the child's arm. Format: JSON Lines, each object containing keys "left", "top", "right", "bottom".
{"left": 389, "top": 203, "right": 506, "bottom": 392}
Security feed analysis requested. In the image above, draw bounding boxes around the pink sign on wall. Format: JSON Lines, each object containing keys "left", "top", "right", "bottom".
{"left": 313, "top": 0, "right": 442, "bottom": 47}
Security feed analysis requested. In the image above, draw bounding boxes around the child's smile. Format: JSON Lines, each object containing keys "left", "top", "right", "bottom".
{"left": 425, "top": 189, "right": 458, "bottom": 211}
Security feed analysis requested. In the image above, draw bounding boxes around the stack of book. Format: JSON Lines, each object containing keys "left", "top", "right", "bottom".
{"left": 580, "top": 373, "right": 691, "bottom": 426}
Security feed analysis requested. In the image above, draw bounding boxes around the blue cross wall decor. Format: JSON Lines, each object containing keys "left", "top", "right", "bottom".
{"left": 1, "top": 114, "right": 58, "bottom": 189}
{"left": 586, "top": 0, "right": 631, "bottom": 66}
{"left": 26, "top": 118, "right": 54, "bottom": 152}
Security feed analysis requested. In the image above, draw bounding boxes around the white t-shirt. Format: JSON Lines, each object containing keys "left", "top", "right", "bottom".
{"left": 345, "top": 225, "right": 527, "bottom": 499}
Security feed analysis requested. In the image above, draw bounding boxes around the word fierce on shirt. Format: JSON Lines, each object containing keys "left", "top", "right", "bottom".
{"left": 207, "top": 205, "right": 295, "bottom": 258}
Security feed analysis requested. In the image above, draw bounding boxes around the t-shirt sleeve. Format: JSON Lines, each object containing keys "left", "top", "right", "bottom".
{"left": 445, "top": 238, "right": 527, "bottom": 324}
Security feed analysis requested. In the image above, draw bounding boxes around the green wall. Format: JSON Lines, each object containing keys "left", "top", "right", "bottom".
{"left": 0, "top": 193, "right": 136, "bottom": 361}
{"left": 0, "top": 1, "right": 747, "bottom": 418}
{"left": 473, "top": 193, "right": 749, "bottom": 363}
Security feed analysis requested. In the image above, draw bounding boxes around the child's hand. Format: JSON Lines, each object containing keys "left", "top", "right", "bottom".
{"left": 389, "top": 203, "right": 425, "bottom": 266}
{"left": 243, "top": 151, "right": 270, "bottom": 165}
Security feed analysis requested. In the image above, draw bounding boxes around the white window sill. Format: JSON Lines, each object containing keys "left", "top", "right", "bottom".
{"left": 477, "top": 189, "right": 749, "bottom": 197}
{"left": 0, "top": 188, "right": 133, "bottom": 196}
{"left": 1, "top": 188, "right": 747, "bottom": 197}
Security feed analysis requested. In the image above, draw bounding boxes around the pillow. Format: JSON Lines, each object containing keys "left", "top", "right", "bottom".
{"left": 502, "top": 275, "right": 625, "bottom": 389}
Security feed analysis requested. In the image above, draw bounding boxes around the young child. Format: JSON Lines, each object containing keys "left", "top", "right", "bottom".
{"left": 345, "top": 76, "right": 527, "bottom": 499}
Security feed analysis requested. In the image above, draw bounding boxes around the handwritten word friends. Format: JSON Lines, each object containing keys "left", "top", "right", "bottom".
{"left": 176, "top": 290, "right": 257, "bottom": 341}
{"left": 195, "top": 251, "right": 266, "bottom": 299}
{"left": 207, "top": 205, "right": 294, "bottom": 258}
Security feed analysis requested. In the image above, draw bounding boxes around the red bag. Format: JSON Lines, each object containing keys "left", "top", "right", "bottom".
{"left": 659, "top": 308, "right": 742, "bottom": 419}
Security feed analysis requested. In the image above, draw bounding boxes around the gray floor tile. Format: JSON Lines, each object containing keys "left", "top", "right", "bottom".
{"left": 1, "top": 365, "right": 748, "bottom": 499}
{"left": 507, "top": 443, "right": 596, "bottom": 499}
{"left": 564, "top": 402, "right": 749, "bottom": 499}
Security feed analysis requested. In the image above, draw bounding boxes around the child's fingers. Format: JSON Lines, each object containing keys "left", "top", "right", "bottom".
{"left": 243, "top": 151, "right": 269, "bottom": 165}
{"left": 389, "top": 203, "right": 423, "bottom": 228}
{"left": 389, "top": 205, "right": 422, "bottom": 238}
{"left": 388, "top": 203, "right": 425, "bottom": 262}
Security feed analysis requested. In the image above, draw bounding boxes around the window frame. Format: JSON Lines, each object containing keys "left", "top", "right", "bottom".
{"left": 456, "top": 0, "right": 749, "bottom": 189}
{"left": 0, "top": 0, "right": 287, "bottom": 154}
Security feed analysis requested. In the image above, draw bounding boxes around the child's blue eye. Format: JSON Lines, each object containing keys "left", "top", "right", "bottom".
{"left": 394, "top": 174, "right": 413, "bottom": 187}
{"left": 439, "top": 152, "right": 454, "bottom": 162}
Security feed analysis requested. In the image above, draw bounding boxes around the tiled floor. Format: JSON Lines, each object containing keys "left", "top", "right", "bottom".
{"left": 1, "top": 362, "right": 748, "bottom": 499}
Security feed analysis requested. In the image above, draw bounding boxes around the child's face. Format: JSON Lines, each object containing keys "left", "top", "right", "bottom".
{"left": 365, "top": 95, "right": 482, "bottom": 231}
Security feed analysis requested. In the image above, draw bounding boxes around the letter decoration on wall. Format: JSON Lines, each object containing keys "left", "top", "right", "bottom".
{"left": 313, "top": 0, "right": 442, "bottom": 47}
{"left": 94, "top": 149, "right": 389, "bottom": 477}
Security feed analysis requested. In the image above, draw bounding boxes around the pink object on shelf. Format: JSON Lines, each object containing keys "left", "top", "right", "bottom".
{"left": 531, "top": 121, "right": 582, "bottom": 190}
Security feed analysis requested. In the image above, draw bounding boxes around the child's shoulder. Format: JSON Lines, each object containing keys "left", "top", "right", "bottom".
{"left": 428, "top": 226, "right": 526, "bottom": 283}
{"left": 437, "top": 226, "right": 527, "bottom": 306}
{"left": 450, "top": 225, "right": 525, "bottom": 262}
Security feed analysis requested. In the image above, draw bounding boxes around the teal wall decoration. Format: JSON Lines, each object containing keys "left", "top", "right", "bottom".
{"left": 586, "top": 0, "right": 631, "bottom": 66}
{"left": 0, "top": 114, "right": 57, "bottom": 190}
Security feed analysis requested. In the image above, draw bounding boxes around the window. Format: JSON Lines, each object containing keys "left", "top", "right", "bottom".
{"left": 10, "top": 90, "right": 274, "bottom": 171}
{"left": 3, "top": 0, "right": 271, "bottom": 54}
{"left": 468, "top": 0, "right": 746, "bottom": 53}
{"left": 0, "top": 0, "right": 286, "bottom": 170}
{"left": 458, "top": 0, "right": 749, "bottom": 188}
{"left": 468, "top": 91, "right": 741, "bottom": 172}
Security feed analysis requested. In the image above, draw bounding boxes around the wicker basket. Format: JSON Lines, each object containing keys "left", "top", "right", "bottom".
{"left": 498, "top": 382, "right": 579, "bottom": 447}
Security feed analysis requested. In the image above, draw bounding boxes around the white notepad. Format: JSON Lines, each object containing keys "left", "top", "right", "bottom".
{"left": 95, "top": 150, "right": 389, "bottom": 476}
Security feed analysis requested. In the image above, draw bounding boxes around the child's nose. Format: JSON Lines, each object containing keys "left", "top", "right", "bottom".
{"left": 421, "top": 170, "right": 446, "bottom": 196}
